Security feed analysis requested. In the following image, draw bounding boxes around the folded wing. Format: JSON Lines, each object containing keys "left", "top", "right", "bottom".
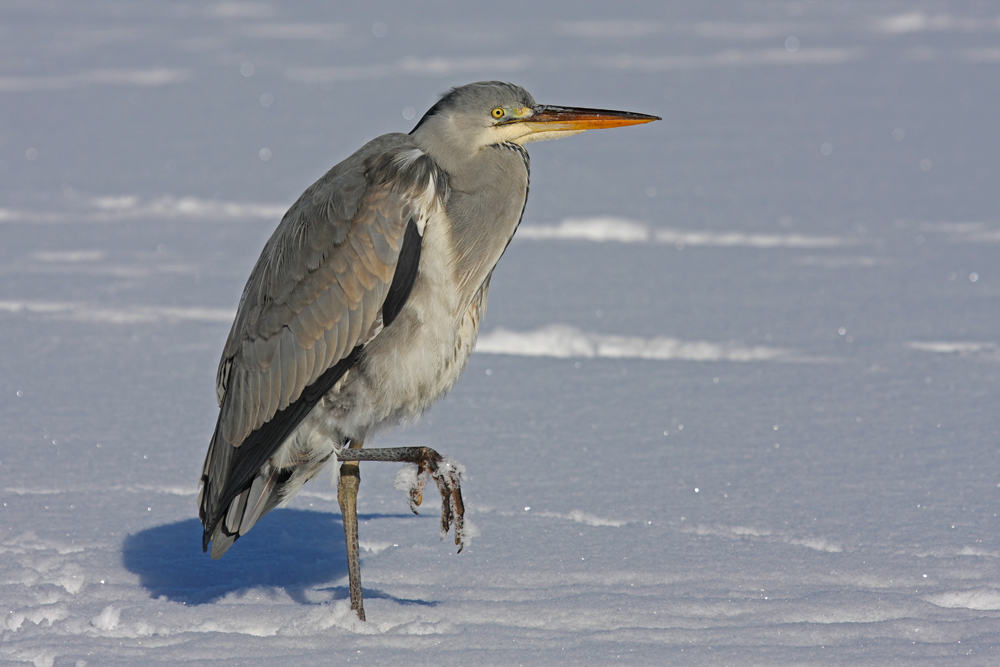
{"left": 199, "top": 135, "right": 447, "bottom": 549}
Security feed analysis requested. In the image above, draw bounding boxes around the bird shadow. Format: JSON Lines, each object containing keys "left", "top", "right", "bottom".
{"left": 121, "top": 508, "right": 432, "bottom": 606}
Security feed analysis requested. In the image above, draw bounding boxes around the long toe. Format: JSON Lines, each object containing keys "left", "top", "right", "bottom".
{"left": 396, "top": 448, "right": 466, "bottom": 551}
{"left": 430, "top": 458, "right": 466, "bottom": 551}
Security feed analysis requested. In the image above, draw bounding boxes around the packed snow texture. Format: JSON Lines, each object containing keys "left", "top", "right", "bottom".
{"left": 2, "top": 1, "right": 999, "bottom": 664}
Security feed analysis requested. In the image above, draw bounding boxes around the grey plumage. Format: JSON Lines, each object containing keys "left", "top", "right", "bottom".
{"left": 200, "top": 133, "right": 451, "bottom": 552}
{"left": 198, "top": 81, "right": 658, "bottom": 619}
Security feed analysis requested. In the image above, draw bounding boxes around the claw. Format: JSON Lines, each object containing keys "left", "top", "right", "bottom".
{"left": 408, "top": 461, "right": 432, "bottom": 513}
{"left": 398, "top": 448, "right": 466, "bottom": 552}
{"left": 430, "top": 456, "right": 466, "bottom": 552}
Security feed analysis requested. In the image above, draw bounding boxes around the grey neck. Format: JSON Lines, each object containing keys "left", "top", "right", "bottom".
{"left": 443, "top": 142, "right": 531, "bottom": 306}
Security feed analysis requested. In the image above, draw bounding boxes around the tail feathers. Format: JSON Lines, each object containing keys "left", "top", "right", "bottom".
{"left": 201, "top": 422, "right": 342, "bottom": 558}
{"left": 209, "top": 529, "right": 237, "bottom": 559}
{"left": 208, "top": 469, "right": 279, "bottom": 559}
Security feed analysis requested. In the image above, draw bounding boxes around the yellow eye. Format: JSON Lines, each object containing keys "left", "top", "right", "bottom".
{"left": 491, "top": 108, "right": 505, "bottom": 119}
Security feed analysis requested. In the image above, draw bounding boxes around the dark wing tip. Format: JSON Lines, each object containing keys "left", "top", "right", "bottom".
{"left": 381, "top": 217, "right": 422, "bottom": 328}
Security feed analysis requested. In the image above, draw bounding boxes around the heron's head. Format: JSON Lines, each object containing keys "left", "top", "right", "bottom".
{"left": 410, "top": 81, "right": 658, "bottom": 163}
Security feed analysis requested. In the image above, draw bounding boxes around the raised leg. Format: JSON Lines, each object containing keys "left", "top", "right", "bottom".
{"left": 337, "top": 438, "right": 365, "bottom": 621}
{"left": 337, "top": 446, "right": 466, "bottom": 551}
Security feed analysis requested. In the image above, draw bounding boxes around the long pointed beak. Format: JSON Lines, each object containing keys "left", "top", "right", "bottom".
{"left": 517, "top": 105, "right": 660, "bottom": 132}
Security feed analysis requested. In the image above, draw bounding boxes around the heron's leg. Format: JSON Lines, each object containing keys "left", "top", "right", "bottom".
{"left": 338, "top": 438, "right": 365, "bottom": 621}
{"left": 337, "top": 446, "right": 466, "bottom": 551}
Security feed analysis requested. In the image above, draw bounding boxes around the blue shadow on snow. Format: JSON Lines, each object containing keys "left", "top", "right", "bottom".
{"left": 122, "top": 508, "right": 429, "bottom": 605}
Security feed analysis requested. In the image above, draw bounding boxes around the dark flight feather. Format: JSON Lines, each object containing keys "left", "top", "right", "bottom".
{"left": 381, "top": 218, "right": 422, "bottom": 327}
{"left": 202, "top": 346, "right": 361, "bottom": 550}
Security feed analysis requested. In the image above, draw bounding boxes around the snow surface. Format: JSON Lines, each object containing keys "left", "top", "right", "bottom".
{"left": 2, "top": 1, "right": 1000, "bottom": 664}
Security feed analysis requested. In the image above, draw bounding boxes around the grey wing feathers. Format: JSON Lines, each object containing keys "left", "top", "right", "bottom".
{"left": 216, "top": 135, "right": 445, "bottom": 448}
{"left": 200, "top": 134, "right": 447, "bottom": 547}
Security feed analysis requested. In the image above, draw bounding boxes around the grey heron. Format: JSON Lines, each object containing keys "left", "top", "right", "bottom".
{"left": 198, "top": 81, "right": 658, "bottom": 620}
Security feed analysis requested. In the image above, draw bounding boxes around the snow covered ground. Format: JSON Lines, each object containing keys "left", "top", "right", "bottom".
{"left": 2, "top": 1, "right": 999, "bottom": 664}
